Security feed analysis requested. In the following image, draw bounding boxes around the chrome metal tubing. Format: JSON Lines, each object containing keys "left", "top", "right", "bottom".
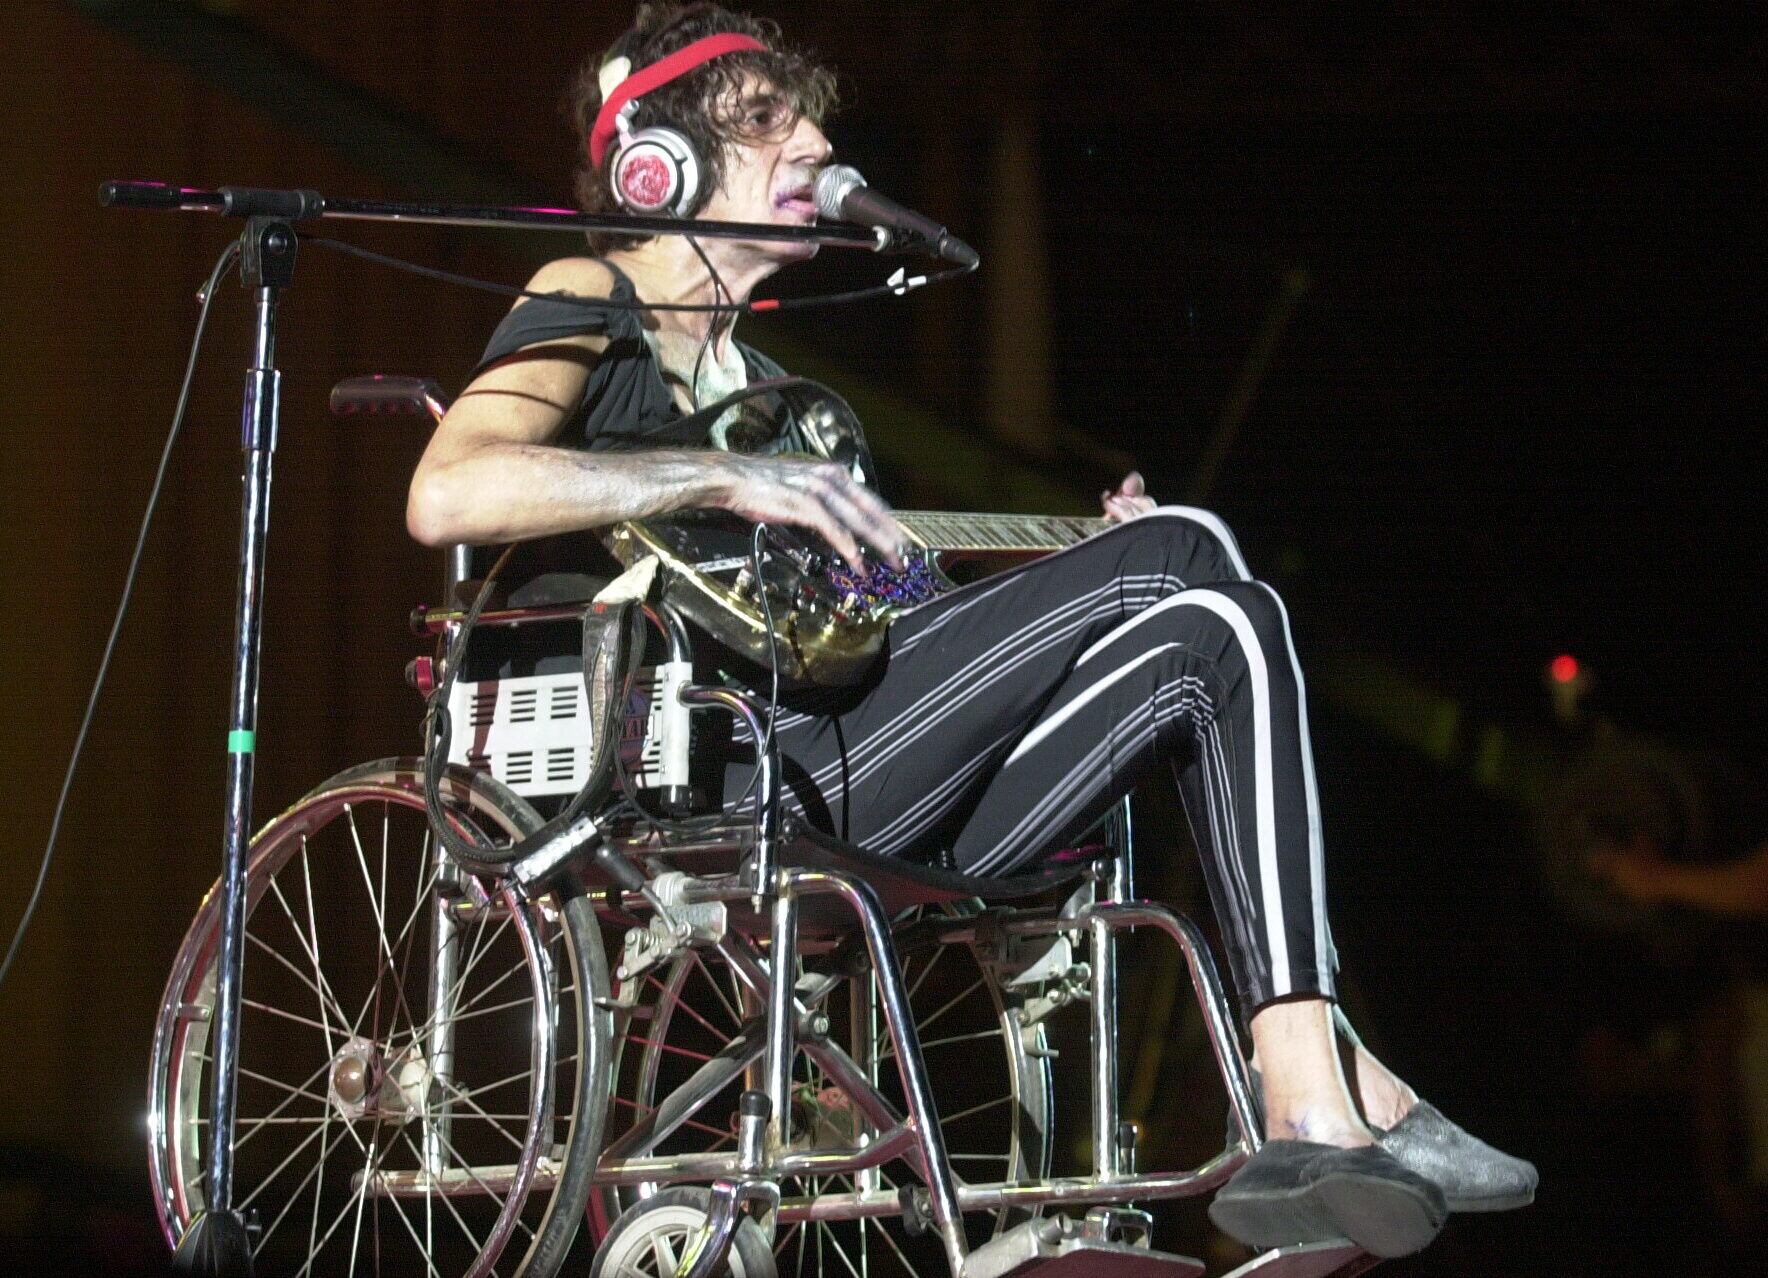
{"left": 774, "top": 1125, "right": 917, "bottom": 1178}
{"left": 595, "top": 1152, "right": 743, "bottom": 1187}
{"left": 1089, "top": 801, "right": 1134, "bottom": 1184}
{"left": 848, "top": 977, "right": 884, "bottom": 1195}
{"left": 599, "top": 1023, "right": 765, "bottom": 1163}
{"left": 677, "top": 685, "right": 779, "bottom": 894}
{"left": 422, "top": 854, "right": 464, "bottom": 1179}
{"left": 799, "top": 1038, "right": 920, "bottom": 1175}
{"left": 783, "top": 867, "right": 968, "bottom": 1277}
{"left": 779, "top": 1146, "right": 1246, "bottom": 1224}
{"left": 679, "top": 1180, "right": 746, "bottom": 1278}
{"left": 1086, "top": 901, "right": 1262, "bottom": 1149}
{"left": 763, "top": 890, "right": 800, "bottom": 1152}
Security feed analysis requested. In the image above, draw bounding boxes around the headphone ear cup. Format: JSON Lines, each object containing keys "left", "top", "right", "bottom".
{"left": 611, "top": 126, "right": 702, "bottom": 216}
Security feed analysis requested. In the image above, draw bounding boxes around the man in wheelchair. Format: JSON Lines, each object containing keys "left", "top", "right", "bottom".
{"left": 406, "top": 1, "right": 1535, "bottom": 1261}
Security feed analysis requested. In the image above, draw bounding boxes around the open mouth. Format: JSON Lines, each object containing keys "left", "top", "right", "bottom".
{"left": 774, "top": 182, "right": 816, "bottom": 218}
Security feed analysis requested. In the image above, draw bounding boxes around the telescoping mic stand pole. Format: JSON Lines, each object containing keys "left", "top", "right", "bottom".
{"left": 185, "top": 196, "right": 307, "bottom": 1278}
{"left": 177, "top": 213, "right": 294, "bottom": 1276}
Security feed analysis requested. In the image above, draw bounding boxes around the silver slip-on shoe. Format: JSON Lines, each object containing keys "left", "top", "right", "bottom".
{"left": 1209, "top": 1139, "right": 1448, "bottom": 1258}
{"left": 1374, "top": 1101, "right": 1538, "bottom": 1212}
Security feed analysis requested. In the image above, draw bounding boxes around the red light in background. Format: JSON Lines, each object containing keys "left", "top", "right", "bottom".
{"left": 1549, "top": 654, "right": 1580, "bottom": 684}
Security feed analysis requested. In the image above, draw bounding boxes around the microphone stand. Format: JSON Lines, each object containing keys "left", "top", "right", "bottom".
{"left": 99, "top": 180, "right": 890, "bottom": 1278}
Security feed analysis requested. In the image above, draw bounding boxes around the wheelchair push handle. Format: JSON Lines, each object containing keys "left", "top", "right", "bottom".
{"left": 329, "top": 374, "right": 450, "bottom": 423}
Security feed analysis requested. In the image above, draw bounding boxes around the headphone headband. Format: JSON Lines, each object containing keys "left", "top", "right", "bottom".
{"left": 589, "top": 33, "right": 769, "bottom": 170}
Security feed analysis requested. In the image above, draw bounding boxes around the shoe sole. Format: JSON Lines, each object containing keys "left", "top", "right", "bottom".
{"left": 1312, "top": 1170, "right": 1446, "bottom": 1258}
{"left": 1447, "top": 1187, "right": 1535, "bottom": 1213}
{"left": 1207, "top": 1181, "right": 1338, "bottom": 1252}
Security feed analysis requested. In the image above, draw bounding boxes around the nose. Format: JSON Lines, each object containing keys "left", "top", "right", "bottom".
{"left": 787, "top": 115, "right": 831, "bottom": 167}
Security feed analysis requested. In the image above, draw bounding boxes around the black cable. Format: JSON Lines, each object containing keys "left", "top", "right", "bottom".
{"left": 0, "top": 240, "right": 242, "bottom": 994}
{"left": 750, "top": 520, "right": 784, "bottom": 776}
{"left": 683, "top": 234, "right": 731, "bottom": 412}
{"left": 303, "top": 235, "right": 974, "bottom": 315}
{"left": 613, "top": 524, "right": 783, "bottom": 843}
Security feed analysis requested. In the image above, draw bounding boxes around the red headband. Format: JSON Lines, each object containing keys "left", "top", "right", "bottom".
{"left": 589, "top": 33, "right": 770, "bottom": 170}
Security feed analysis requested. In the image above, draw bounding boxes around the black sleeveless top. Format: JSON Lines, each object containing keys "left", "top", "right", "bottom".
{"left": 471, "top": 261, "right": 791, "bottom": 452}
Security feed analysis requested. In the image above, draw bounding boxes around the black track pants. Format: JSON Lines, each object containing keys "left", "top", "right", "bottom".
{"left": 738, "top": 507, "right": 1337, "bottom": 1016}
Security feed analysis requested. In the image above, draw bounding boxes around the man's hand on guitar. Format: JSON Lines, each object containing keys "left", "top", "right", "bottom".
{"left": 1101, "top": 471, "right": 1156, "bottom": 523}
{"left": 712, "top": 453, "right": 907, "bottom": 572}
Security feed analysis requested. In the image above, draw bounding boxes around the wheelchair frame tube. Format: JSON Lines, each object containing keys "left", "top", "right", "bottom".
{"left": 1090, "top": 798, "right": 1134, "bottom": 1183}
{"left": 422, "top": 855, "right": 464, "bottom": 1178}
{"left": 780, "top": 868, "right": 969, "bottom": 1277}
{"left": 764, "top": 890, "right": 799, "bottom": 1153}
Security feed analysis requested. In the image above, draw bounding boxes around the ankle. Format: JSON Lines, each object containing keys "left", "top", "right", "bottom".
{"left": 1265, "top": 1107, "right": 1376, "bottom": 1149}
{"left": 1356, "top": 1067, "right": 1419, "bottom": 1130}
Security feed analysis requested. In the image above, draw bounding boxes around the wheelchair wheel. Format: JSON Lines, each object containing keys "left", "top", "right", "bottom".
{"left": 591, "top": 1187, "right": 775, "bottom": 1278}
{"left": 602, "top": 902, "right": 1051, "bottom": 1277}
{"left": 147, "top": 758, "right": 610, "bottom": 1278}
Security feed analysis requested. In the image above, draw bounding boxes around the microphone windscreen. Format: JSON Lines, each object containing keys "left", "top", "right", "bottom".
{"left": 814, "top": 165, "right": 866, "bottom": 221}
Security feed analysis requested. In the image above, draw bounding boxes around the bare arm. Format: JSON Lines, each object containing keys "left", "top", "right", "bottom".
{"left": 407, "top": 259, "right": 904, "bottom": 567}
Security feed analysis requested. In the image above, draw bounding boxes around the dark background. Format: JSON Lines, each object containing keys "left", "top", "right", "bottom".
{"left": 3, "top": 1, "right": 1764, "bottom": 1273}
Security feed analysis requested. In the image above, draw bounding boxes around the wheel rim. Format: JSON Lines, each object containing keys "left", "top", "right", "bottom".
{"left": 605, "top": 903, "right": 1049, "bottom": 1277}
{"left": 598, "top": 1201, "right": 759, "bottom": 1278}
{"left": 147, "top": 768, "right": 589, "bottom": 1277}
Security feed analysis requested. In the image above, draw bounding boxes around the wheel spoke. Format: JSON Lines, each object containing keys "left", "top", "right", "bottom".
{"left": 323, "top": 1127, "right": 440, "bottom": 1278}
{"left": 938, "top": 1092, "right": 1013, "bottom": 1126}
{"left": 347, "top": 803, "right": 427, "bottom": 1054}
{"left": 392, "top": 1126, "right": 495, "bottom": 1273}
{"left": 198, "top": 1053, "right": 336, "bottom": 1157}
{"left": 688, "top": 952, "right": 744, "bottom": 1029}
{"left": 867, "top": 1212, "right": 919, "bottom": 1275}
{"left": 912, "top": 975, "right": 986, "bottom": 1041}
{"left": 246, "top": 930, "right": 352, "bottom": 1032}
{"left": 304, "top": 1105, "right": 333, "bottom": 1273}
{"left": 393, "top": 909, "right": 515, "bottom": 1054}
{"left": 242, "top": 996, "right": 336, "bottom": 1037}
{"left": 236, "top": 1062, "right": 331, "bottom": 1107}
{"left": 648, "top": 973, "right": 736, "bottom": 1044}
{"left": 236, "top": 1116, "right": 332, "bottom": 1214}
{"left": 298, "top": 839, "right": 340, "bottom": 1060}
{"left": 877, "top": 1025, "right": 1004, "bottom": 1064}
{"left": 421, "top": 1113, "right": 536, "bottom": 1245}
{"left": 438, "top": 1076, "right": 530, "bottom": 1155}
{"left": 250, "top": 1120, "right": 331, "bottom": 1257}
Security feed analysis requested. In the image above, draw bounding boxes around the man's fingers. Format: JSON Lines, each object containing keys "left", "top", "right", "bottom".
{"left": 821, "top": 487, "right": 904, "bottom": 567}
{"left": 808, "top": 467, "right": 903, "bottom": 568}
{"left": 1120, "top": 470, "right": 1145, "bottom": 498}
{"left": 800, "top": 502, "right": 866, "bottom": 571}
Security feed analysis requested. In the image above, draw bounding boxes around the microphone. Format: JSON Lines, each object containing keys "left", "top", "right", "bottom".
{"left": 813, "top": 165, "right": 979, "bottom": 268}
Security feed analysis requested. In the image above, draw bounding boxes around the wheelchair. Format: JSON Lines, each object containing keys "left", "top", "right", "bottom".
{"left": 145, "top": 377, "right": 1376, "bottom": 1278}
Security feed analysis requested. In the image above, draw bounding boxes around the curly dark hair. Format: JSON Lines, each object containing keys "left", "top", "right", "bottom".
{"left": 564, "top": 2, "right": 839, "bottom": 254}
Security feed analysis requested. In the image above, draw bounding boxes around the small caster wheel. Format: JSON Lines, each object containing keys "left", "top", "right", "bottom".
{"left": 591, "top": 1187, "right": 777, "bottom": 1277}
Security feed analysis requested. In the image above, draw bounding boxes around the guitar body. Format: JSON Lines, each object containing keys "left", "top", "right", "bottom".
{"left": 599, "top": 380, "right": 1105, "bottom": 688}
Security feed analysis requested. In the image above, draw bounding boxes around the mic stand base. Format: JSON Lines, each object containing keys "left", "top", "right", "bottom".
{"left": 172, "top": 1209, "right": 255, "bottom": 1277}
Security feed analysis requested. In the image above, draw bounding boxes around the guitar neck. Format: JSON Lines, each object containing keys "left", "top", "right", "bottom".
{"left": 897, "top": 511, "right": 1109, "bottom": 555}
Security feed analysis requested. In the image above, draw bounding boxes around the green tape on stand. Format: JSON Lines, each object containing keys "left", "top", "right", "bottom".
{"left": 227, "top": 729, "right": 256, "bottom": 755}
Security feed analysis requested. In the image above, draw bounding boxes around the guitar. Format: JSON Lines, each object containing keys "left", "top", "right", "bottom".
{"left": 603, "top": 507, "right": 1109, "bottom": 687}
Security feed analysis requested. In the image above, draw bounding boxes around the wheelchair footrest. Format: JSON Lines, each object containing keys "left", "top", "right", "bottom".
{"left": 1222, "top": 1240, "right": 1375, "bottom": 1278}
{"left": 962, "top": 1218, "right": 1203, "bottom": 1278}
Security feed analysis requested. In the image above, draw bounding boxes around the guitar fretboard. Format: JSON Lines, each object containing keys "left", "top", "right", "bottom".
{"left": 897, "top": 511, "right": 1109, "bottom": 554}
